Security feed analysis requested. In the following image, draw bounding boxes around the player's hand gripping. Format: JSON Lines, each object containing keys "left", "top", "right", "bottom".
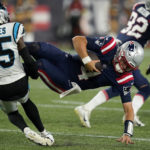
{"left": 146, "top": 65, "right": 150, "bottom": 75}
{"left": 117, "top": 134, "right": 134, "bottom": 145}
{"left": 85, "top": 60, "right": 101, "bottom": 73}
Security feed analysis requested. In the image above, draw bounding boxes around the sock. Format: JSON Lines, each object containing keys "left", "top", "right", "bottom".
{"left": 83, "top": 90, "right": 108, "bottom": 112}
{"left": 8, "top": 111, "right": 28, "bottom": 131}
{"left": 132, "top": 94, "right": 144, "bottom": 115}
{"left": 21, "top": 99, "right": 44, "bottom": 132}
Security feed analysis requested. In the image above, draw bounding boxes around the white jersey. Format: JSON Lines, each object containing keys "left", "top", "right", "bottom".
{"left": 0, "top": 22, "right": 26, "bottom": 85}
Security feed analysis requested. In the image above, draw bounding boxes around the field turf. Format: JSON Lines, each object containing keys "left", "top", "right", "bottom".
{"left": 0, "top": 49, "right": 150, "bottom": 150}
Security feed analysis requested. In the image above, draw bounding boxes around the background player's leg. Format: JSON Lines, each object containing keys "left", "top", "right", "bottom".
{"left": 131, "top": 69, "right": 150, "bottom": 126}
{"left": 0, "top": 99, "right": 28, "bottom": 131}
{"left": 8, "top": 110, "right": 28, "bottom": 131}
{"left": 21, "top": 98, "right": 44, "bottom": 132}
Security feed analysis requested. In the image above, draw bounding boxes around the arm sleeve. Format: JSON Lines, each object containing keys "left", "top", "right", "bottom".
{"left": 19, "top": 47, "right": 39, "bottom": 79}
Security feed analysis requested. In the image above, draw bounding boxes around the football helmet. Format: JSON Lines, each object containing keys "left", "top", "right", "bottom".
{"left": 0, "top": 3, "right": 9, "bottom": 24}
{"left": 145, "top": 0, "right": 150, "bottom": 10}
{"left": 113, "top": 41, "right": 144, "bottom": 73}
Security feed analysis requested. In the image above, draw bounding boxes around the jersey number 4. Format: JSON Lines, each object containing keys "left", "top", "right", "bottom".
{"left": 121, "top": 11, "right": 148, "bottom": 39}
{"left": 78, "top": 66, "right": 100, "bottom": 80}
{"left": 0, "top": 36, "right": 14, "bottom": 68}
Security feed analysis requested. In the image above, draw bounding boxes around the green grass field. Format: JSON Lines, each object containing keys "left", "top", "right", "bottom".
{"left": 0, "top": 49, "right": 150, "bottom": 150}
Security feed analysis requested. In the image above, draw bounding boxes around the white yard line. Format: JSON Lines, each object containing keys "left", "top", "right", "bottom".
{"left": 52, "top": 99, "right": 121, "bottom": 104}
{"left": 37, "top": 103, "right": 150, "bottom": 113}
{"left": 38, "top": 103, "right": 124, "bottom": 111}
{"left": 0, "top": 128, "right": 149, "bottom": 142}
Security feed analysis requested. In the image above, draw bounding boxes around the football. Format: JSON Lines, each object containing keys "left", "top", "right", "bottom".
{"left": 87, "top": 51, "right": 102, "bottom": 71}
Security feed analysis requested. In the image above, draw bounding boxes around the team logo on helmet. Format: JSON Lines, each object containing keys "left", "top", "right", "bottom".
{"left": 128, "top": 41, "right": 134, "bottom": 52}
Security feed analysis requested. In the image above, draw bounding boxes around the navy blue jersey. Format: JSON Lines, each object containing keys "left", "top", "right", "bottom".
{"left": 117, "top": 2, "right": 150, "bottom": 47}
{"left": 26, "top": 36, "right": 134, "bottom": 103}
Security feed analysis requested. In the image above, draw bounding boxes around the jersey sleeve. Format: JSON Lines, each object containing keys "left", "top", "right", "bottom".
{"left": 86, "top": 36, "right": 117, "bottom": 58}
{"left": 13, "top": 22, "right": 25, "bottom": 43}
{"left": 119, "top": 86, "right": 132, "bottom": 103}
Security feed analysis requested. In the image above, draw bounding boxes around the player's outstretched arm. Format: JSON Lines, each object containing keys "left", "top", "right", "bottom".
{"left": 18, "top": 38, "right": 39, "bottom": 79}
{"left": 117, "top": 102, "right": 134, "bottom": 144}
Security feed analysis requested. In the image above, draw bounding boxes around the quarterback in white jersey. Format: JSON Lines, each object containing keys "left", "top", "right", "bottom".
{"left": 0, "top": 22, "right": 26, "bottom": 84}
{"left": 0, "top": 3, "right": 54, "bottom": 146}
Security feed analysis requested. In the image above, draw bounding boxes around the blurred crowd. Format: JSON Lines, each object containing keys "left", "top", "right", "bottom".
{"left": 2, "top": 0, "right": 143, "bottom": 46}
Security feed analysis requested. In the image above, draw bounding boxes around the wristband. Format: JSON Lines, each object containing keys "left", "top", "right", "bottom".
{"left": 82, "top": 56, "right": 92, "bottom": 65}
{"left": 124, "top": 120, "right": 133, "bottom": 137}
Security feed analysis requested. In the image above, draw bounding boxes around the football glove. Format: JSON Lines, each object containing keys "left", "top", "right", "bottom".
{"left": 20, "top": 47, "right": 39, "bottom": 79}
{"left": 23, "top": 63, "right": 39, "bottom": 79}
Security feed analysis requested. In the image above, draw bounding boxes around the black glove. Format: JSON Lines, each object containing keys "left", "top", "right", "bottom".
{"left": 146, "top": 65, "right": 150, "bottom": 75}
{"left": 23, "top": 62, "right": 39, "bottom": 79}
{"left": 20, "top": 47, "right": 39, "bottom": 79}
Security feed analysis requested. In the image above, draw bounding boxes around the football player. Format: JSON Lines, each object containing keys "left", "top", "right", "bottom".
{"left": 75, "top": 0, "right": 150, "bottom": 129}
{"left": 25, "top": 35, "right": 144, "bottom": 144}
{"left": 0, "top": 3, "right": 54, "bottom": 146}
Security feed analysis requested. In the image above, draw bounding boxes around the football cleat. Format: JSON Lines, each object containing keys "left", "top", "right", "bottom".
{"left": 122, "top": 115, "right": 145, "bottom": 127}
{"left": 134, "top": 115, "right": 145, "bottom": 127}
{"left": 40, "top": 130, "right": 54, "bottom": 145}
{"left": 74, "top": 106, "right": 91, "bottom": 128}
{"left": 60, "top": 82, "right": 81, "bottom": 98}
{"left": 24, "top": 127, "right": 54, "bottom": 146}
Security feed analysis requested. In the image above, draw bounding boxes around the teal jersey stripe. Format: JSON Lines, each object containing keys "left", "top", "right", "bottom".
{"left": 13, "top": 22, "right": 20, "bottom": 42}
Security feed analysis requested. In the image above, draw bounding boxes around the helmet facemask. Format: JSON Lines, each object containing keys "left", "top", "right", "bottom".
{"left": 113, "top": 49, "right": 135, "bottom": 73}
{"left": 113, "top": 41, "right": 144, "bottom": 74}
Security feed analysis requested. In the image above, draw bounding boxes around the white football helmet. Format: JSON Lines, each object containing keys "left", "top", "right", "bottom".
{"left": 0, "top": 3, "right": 9, "bottom": 25}
{"left": 113, "top": 41, "right": 144, "bottom": 73}
{"left": 145, "top": 0, "right": 150, "bottom": 10}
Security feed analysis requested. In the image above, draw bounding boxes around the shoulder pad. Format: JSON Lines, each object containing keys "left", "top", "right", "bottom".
{"left": 100, "top": 36, "right": 116, "bottom": 54}
{"left": 133, "top": 2, "right": 145, "bottom": 10}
